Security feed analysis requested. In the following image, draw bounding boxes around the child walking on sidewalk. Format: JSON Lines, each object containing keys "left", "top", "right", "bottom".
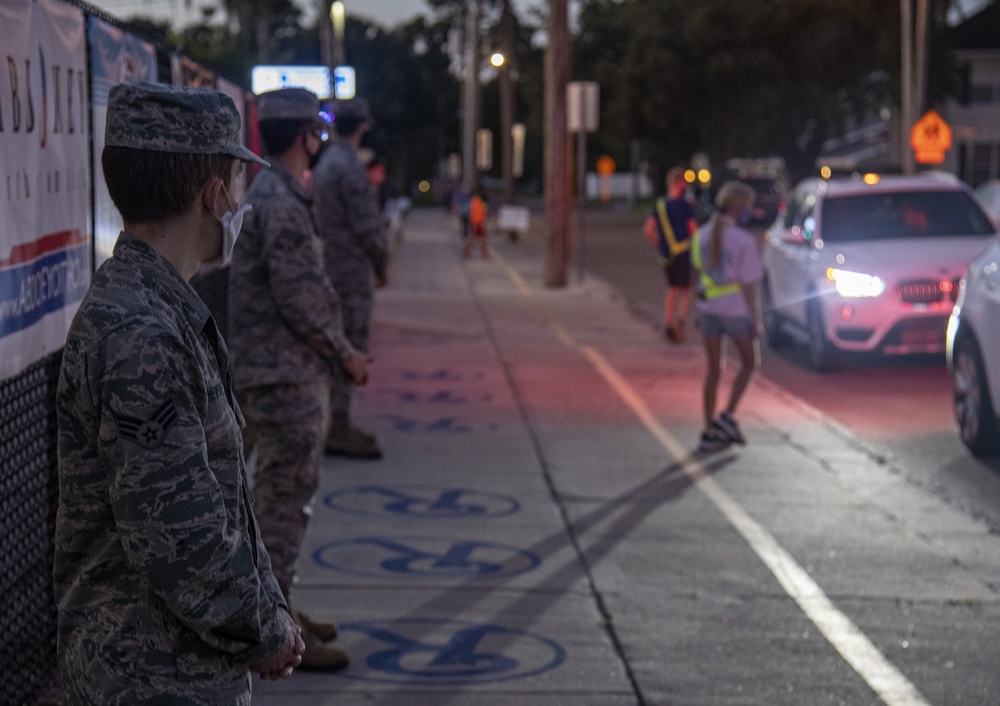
{"left": 462, "top": 191, "right": 490, "bottom": 259}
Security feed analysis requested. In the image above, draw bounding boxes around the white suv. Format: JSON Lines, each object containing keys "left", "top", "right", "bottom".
{"left": 763, "top": 175, "right": 996, "bottom": 370}
{"left": 947, "top": 239, "right": 1000, "bottom": 456}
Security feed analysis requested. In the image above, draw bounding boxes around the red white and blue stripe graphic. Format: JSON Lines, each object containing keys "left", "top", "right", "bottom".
{"left": 0, "top": 230, "right": 90, "bottom": 338}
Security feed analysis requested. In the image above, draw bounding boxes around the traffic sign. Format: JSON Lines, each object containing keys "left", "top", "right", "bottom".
{"left": 595, "top": 156, "right": 616, "bottom": 176}
{"left": 910, "top": 110, "right": 952, "bottom": 165}
{"left": 567, "top": 81, "right": 599, "bottom": 133}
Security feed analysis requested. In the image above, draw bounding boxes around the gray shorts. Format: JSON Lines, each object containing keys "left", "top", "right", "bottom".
{"left": 699, "top": 312, "right": 753, "bottom": 338}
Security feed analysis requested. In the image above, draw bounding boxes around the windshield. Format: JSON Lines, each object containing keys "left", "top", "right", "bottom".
{"left": 820, "top": 190, "right": 995, "bottom": 242}
{"left": 741, "top": 178, "right": 781, "bottom": 196}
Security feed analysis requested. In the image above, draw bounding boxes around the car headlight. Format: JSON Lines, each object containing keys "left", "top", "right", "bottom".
{"left": 825, "top": 268, "right": 885, "bottom": 298}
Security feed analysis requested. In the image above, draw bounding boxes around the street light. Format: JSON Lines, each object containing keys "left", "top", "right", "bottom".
{"left": 330, "top": 1, "right": 344, "bottom": 34}
{"left": 490, "top": 52, "right": 505, "bottom": 68}
{"left": 322, "top": 1, "right": 346, "bottom": 71}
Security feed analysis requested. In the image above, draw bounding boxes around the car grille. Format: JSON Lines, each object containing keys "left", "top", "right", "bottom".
{"left": 896, "top": 279, "right": 959, "bottom": 305}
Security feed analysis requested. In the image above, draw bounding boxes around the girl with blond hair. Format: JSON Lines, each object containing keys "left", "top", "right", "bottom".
{"left": 691, "top": 181, "right": 763, "bottom": 453}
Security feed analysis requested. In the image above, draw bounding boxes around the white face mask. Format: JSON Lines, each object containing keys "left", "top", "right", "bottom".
{"left": 211, "top": 186, "right": 251, "bottom": 266}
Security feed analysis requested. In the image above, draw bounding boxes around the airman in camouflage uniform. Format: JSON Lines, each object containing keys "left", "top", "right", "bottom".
{"left": 55, "top": 82, "right": 304, "bottom": 706}
{"left": 228, "top": 88, "right": 369, "bottom": 671}
{"left": 312, "top": 97, "right": 389, "bottom": 458}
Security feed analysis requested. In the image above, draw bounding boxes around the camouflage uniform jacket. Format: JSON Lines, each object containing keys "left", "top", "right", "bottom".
{"left": 55, "top": 235, "right": 288, "bottom": 706}
{"left": 229, "top": 163, "right": 357, "bottom": 389}
{"left": 312, "top": 137, "right": 389, "bottom": 294}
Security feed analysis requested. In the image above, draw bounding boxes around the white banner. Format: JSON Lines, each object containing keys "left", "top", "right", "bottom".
{"left": 88, "top": 17, "right": 158, "bottom": 265}
{"left": 0, "top": 0, "right": 91, "bottom": 381}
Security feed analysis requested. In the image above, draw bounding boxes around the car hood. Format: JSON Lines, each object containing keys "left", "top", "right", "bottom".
{"left": 821, "top": 236, "right": 995, "bottom": 281}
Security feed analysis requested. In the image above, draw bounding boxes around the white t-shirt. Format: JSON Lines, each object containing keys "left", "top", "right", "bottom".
{"left": 695, "top": 218, "right": 763, "bottom": 318}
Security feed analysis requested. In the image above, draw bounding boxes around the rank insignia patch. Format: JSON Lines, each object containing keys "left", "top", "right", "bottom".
{"left": 116, "top": 398, "right": 179, "bottom": 449}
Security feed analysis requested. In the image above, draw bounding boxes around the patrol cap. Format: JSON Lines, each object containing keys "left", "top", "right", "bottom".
{"left": 333, "top": 97, "right": 373, "bottom": 125}
{"left": 258, "top": 88, "right": 323, "bottom": 122}
{"left": 105, "top": 82, "right": 268, "bottom": 167}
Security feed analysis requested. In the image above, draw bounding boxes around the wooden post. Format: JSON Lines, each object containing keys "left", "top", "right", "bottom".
{"left": 462, "top": 0, "right": 481, "bottom": 194}
{"left": 545, "top": 0, "right": 569, "bottom": 287}
{"left": 901, "top": 0, "right": 914, "bottom": 175}
{"left": 499, "top": 0, "right": 516, "bottom": 210}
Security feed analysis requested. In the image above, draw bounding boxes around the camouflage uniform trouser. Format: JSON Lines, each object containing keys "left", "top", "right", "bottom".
{"left": 243, "top": 379, "right": 330, "bottom": 589}
{"left": 331, "top": 288, "right": 373, "bottom": 417}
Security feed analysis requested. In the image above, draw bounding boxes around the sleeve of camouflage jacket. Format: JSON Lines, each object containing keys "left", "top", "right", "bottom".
{"left": 341, "top": 166, "right": 389, "bottom": 277}
{"left": 263, "top": 196, "right": 358, "bottom": 363}
{"left": 98, "top": 327, "right": 287, "bottom": 666}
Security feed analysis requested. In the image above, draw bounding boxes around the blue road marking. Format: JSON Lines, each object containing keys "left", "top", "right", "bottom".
{"left": 384, "top": 388, "right": 493, "bottom": 404}
{"left": 312, "top": 536, "right": 541, "bottom": 579}
{"left": 334, "top": 618, "right": 566, "bottom": 685}
{"left": 393, "top": 368, "right": 488, "bottom": 382}
{"left": 383, "top": 414, "right": 497, "bottom": 433}
{"left": 323, "top": 485, "right": 521, "bottom": 519}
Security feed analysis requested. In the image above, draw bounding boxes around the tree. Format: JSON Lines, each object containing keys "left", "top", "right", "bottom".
{"left": 340, "top": 15, "right": 461, "bottom": 196}
{"left": 574, "top": 0, "right": 961, "bottom": 182}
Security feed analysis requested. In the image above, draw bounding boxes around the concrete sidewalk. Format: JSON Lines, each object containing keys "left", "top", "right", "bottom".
{"left": 253, "top": 209, "right": 1000, "bottom": 706}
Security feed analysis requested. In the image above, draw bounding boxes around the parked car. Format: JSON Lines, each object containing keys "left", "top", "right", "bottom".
{"left": 763, "top": 174, "right": 997, "bottom": 370}
{"left": 947, "top": 236, "right": 1000, "bottom": 456}
{"left": 974, "top": 179, "right": 1000, "bottom": 225}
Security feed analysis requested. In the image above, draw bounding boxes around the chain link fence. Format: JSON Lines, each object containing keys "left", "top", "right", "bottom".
{"left": 0, "top": 353, "right": 63, "bottom": 706}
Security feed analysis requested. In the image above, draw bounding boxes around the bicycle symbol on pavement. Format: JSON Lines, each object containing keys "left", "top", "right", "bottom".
{"left": 312, "top": 536, "right": 541, "bottom": 580}
{"left": 394, "top": 368, "right": 487, "bottom": 383}
{"left": 323, "top": 485, "right": 520, "bottom": 519}
{"left": 335, "top": 618, "right": 566, "bottom": 685}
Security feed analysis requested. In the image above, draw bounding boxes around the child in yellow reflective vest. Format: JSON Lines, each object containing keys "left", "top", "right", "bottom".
{"left": 644, "top": 167, "right": 696, "bottom": 342}
{"left": 691, "top": 181, "right": 763, "bottom": 453}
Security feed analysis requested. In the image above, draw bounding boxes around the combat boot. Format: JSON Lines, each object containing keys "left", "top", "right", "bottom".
{"left": 297, "top": 611, "right": 338, "bottom": 642}
{"left": 325, "top": 412, "right": 382, "bottom": 459}
{"left": 297, "top": 629, "right": 350, "bottom": 672}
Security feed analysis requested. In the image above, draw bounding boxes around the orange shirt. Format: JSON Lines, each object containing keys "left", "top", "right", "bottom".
{"left": 469, "top": 196, "right": 487, "bottom": 225}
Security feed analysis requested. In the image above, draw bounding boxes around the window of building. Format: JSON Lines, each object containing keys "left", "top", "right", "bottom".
{"left": 969, "top": 83, "right": 993, "bottom": 103}
{"left": 970, "top": 143, "right": 1000, "bottom": 187}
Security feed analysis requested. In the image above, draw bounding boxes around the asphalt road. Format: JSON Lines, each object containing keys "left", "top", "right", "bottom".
{"left": 518, "top": 207, "right": 1000, "bottom": 532}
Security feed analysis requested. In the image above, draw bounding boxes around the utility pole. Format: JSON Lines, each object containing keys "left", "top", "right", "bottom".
{"left": 545, "top": 0, "right": 569, "bottom": 288}
{"left": 320, "top": 2, "right": 333, "bottom": 72}
{"left": 255, "top": 0, "right": 271, "bottom": 62}
{"left": 901, "top": 0, "right": 930, "bottom": 175}
{"left": 499, "top": 0, "right": 517, "bottom": 210}
{"left": 913, "top": 0, "right": 929, "bottom": 121}
{"left": 901, "top": 0, "right": 914, "bottom": 175}
{"left": 462, "top": 0, "right": 481, "bottom": 195}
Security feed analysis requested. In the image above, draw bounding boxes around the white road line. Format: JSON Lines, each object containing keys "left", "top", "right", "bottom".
{"left": 492, "top": 252, "right": 932, "bottom": 706}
